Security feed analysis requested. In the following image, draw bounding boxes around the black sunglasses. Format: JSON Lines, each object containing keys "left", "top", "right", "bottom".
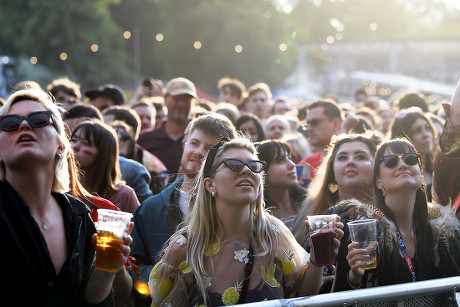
{"left": 379, "top": 153, "right": 420, "bottom": 169}
{"left": 119, "top": 132, "right": 132, "bottom": 142}
{"left": 0, "top": 111, "right": 54, "bottom": 132}
{"left": 306, "top": 118, "right": 331, "bottom": 127}
{"left": 214, "top": 158, "right": 267, "bottom": 173}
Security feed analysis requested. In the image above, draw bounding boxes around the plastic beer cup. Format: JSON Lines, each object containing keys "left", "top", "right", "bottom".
{"left": 95, "top": 209, "right": 132, "bottom": 273}
{"left": 348, "top": 219, "right": 378, "bottom": 270}
{"left": 307, "top": 214, "right": 338, "bottom": 266}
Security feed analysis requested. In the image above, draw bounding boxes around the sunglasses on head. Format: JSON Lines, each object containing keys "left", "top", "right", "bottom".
{"left": 379, "top": 153, "right": 420, "bottom": 169}
{"left": 0, "top": 111, "right": 54, "bottom": 132}
{"left": 214, "top": 158, "right": 267, "bottom": 173}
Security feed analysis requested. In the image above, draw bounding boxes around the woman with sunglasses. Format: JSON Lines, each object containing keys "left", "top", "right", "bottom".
{"left": 333, "top": 138, "right": 460, "bottom": 291}
{"left": 0, "top": 88, "right": 133, "bottom": 305}
{"left": 257, "top": 140, "right": 306, "bottom": 230}
{"left": 147, "top": 137, "right": 343, "bottom": 306}
{"left": 71, "top": 119, "right": 140, "bottom": 214}
{"left": 293, "top": 131, "right": 383, "bottom": 242}
{"left": 291, "top": 131, "right": 382, "bottom": 293}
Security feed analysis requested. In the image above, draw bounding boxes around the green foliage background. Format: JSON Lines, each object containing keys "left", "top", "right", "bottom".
{"left": 0, "top": 0, "right": 459, "bottom": 94}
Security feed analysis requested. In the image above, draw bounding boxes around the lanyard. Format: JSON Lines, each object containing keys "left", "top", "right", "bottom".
{"left": 395, "top": 226, "right": 416, "bottom": 282}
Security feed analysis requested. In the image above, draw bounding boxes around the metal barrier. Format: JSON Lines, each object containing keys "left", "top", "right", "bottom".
{"left": 238, "top": 276, "right": 460, "bottom": 307}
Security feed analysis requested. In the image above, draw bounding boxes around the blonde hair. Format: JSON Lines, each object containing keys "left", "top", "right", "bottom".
{"left": 0, "top": 88, "right": 70, "bottom": 192}
{"left": 162, "top": 137, "right": 277, "bottom": 304}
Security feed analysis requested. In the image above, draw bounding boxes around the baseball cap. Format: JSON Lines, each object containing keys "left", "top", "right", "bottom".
{"left": 84, "top": 84, "right": 125, "bottom": 105}
{"left": 165, "top": 77, "right": 197, "bottom": 99}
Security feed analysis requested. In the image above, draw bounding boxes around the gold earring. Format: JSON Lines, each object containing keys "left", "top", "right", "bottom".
{"left": 381, "top": 187, "right": 386, "bottom": 197}
{"left": 328, "top": 183, "right": 338, "bottom": 194}
{"left": 211, "top": 192, "right": 216, "bottom": 198}
{"left": 421, "top": 184, "right": 427, "bottom": 193}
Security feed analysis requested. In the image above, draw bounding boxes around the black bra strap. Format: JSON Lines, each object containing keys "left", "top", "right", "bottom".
{"left": 238, "top": 243, "right": 254, "bottom": 304}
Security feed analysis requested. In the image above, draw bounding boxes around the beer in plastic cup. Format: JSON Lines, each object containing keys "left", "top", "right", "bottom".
{"left": 95, "top": 209, "right": 132, "bottom": 273}
{"left": 348, "top": 219, "right": 378, "bottom": 270}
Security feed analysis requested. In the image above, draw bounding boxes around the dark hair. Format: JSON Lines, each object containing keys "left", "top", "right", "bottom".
{"left": 257, "top": 140, "right": 306, "bottom": 212}
{"left": 355, "top": 88, "right": 367, "bottom": 98}
{"left": 307, "top": 99, "right": 342, "bottom": 121}
{"left": 309, "top": 131, "right": 383, "bottom": 215}
{"left": 189, "top": 113, "right": 237, "bottom": 142}
{"left": 395, "top": 90, "right": 429, "bottom": 112}
{"left": 71, "top": 120, "right": 122, "bottom": 198}
{"left": 390, "top": 109, "right": 435, "bottom": 173}
{"left": 47, "top": 77, "right": 81, "bottom": 99}
{"left": 103, "top": 106, "right": 141, "bottom": 141}
{"left": 63, "top": 104, "right": 102, "bottom": 121}
{"left": 217, "top": 77, "right": 246, "bottom": 99}
{"left": 234, "top": 114, "right": 265, "bottom": 142}
{"left": 373, "top": 139, "right": 433, "bottom": 283}
{"left": 350, "top": 116, "right": 373, "bottom": 134}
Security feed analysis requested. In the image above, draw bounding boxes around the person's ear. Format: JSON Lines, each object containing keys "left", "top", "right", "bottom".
{"left": 376, "top": 176, "right": 383, "bottom": 190}
{"left": 56, "top": 144, "right": 66, "bottom": 159}
{"left": 203, "top": 177, "right": 216, "bottom": 195}
{"left": 332, "top": 117, "right": 341, "bottom": 133}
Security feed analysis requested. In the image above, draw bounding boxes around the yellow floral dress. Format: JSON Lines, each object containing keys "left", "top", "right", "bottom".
{"left": 148, "top": 214, "right": 310, "bottom": 306}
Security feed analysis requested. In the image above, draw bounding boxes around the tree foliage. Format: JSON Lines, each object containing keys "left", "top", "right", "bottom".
{"left": 0, "top": 0, "right": 132, "bottom": 87}
{"left": 0, "top": 0, "right": 459, "bottom": 91}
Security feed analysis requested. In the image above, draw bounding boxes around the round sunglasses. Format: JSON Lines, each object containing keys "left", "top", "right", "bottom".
{"left": 0, "top": 111, "right": 54, "bottom": 132}
{"left": 379, "top": 153, "right": 420, "bottom": 169}
{"left": 213, "top": 158, "right": 267, "bottom": 174}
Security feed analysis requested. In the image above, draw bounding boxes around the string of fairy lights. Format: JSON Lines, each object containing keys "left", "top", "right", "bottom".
{"left": 2, "top": 28, "right": 294, "bottom": 67}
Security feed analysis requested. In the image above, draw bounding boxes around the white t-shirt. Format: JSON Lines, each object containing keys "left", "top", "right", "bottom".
{"left": 178, "top": 189, "right": 190, "bottom": 215}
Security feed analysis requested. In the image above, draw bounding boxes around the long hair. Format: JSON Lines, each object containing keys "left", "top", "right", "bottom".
{"left": 256, "top": 140, "right": 306, "bottom": 213}
{"left": 389, "top": 109, "right": 436, "bottom": 174}
{"left": 292, "top": 131, "right": 383, "bottom": 242}
{"left": 163, "top": 137, "right": 277, "bottom": 304}
{"left": 71, "top": 120, "right": 123, "bottom": 198}
{"left": 0, "top": 88, "right": 70, "bottom": 192}
{"left": 373, "top": 138, "right": 434, "bottom": 282}
{"left": 235, "top": 114, "right": 265, "bottom": 142}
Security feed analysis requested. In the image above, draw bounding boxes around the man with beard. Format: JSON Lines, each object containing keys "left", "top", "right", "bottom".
{"left": 137, "top": 77, "right": 196, "bottom": 174}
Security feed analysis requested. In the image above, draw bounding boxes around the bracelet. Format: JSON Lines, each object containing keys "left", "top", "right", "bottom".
{"left": 346, "top": 271, "right": 361, "bottom": 289}
{"left": 308, "top": 259, "right": 322, "bottom": 268}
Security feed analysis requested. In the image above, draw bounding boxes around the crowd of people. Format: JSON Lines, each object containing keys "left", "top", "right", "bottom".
{"left": 1, "top": 73, "right": 460, "bottom": 307}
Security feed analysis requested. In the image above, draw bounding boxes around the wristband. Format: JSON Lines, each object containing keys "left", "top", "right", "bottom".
{"left": 308, "top": 259, "right": 322, "bottom": 268}
{"left": 347, "top": 271, "right": 361, "bottom": 289}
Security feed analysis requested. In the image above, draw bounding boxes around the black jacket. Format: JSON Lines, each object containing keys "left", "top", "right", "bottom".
{"left": 0, "top": 180, "right": 113, "bottom": 307}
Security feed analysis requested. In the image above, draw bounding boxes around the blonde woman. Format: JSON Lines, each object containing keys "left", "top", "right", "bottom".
{"left": 148, "top": 138, "right": 343, "bottom": 306}
{"left": 0, "top": 88, "right": 132, "bottom": 305}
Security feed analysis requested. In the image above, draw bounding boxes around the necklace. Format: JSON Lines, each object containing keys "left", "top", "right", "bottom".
{"left": 205, "top": 231, "right": 248, "bottom": 257}
{"left": 31, "top": 201, "right": 53, "bottom": 231}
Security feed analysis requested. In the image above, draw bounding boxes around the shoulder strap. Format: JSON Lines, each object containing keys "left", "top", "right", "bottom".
{"left": 238, "top": 242, "right": 255, "bottom": 304}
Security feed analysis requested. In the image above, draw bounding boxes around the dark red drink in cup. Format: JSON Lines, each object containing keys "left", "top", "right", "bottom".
{"left": 310, "top": 229, "right": 336, "bottom": 266}
{"left": 307, "top": 214, "right": 338, "bottom": 266}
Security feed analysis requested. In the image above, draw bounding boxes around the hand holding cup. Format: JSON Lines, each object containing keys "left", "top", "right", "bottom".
{"left": 304, "top": 214, "right": 343, "bottom": 266}
{"left": 347, "top": 219, "right": 378, "bottom": 272}
{"left": 94, "top": 209, "right": 134, "bottom": 273}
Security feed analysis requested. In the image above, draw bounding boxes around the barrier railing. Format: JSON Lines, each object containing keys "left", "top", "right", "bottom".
{"left": 238, "top": 276, "right": 460, "bottom": 307}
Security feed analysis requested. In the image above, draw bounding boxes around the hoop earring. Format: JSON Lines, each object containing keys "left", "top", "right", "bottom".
{"left": 421, "top": 184, "right": 427, "bottom": 193}
{"left": 381, "top": 187, "right": 386, "bottom": 197}
{"left": 328, "top": 183, "right": 338, "bottom": 194}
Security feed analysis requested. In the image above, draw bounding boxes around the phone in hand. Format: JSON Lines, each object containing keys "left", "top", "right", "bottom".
{"left": 296, "top": 164, "right": 311, "bottom": 188}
